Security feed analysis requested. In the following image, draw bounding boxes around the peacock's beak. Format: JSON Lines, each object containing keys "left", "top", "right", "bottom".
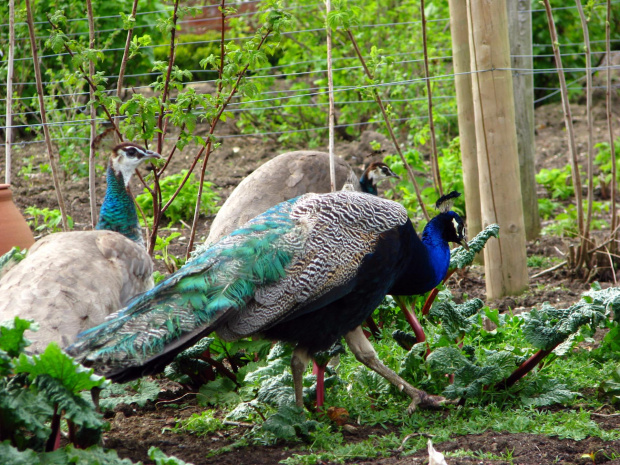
{"left": 387, "top": 169, "right": 400, "bottom": 180}
{"left": 459, "top": 237, "right": 470, "bottom": 251}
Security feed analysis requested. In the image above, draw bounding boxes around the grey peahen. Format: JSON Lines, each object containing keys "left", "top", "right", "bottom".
{"left": 0, "top": 142, "right": 161, "bottom": 353}
{"left": 206, "top": 151, "right": 398, "bottom": 243}
{"left": 68, "top": 190, "right": 467, "bottom": 412}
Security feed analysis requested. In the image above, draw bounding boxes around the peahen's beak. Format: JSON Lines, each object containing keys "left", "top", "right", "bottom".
{"left": 387, "top": 168, "right": 400, "bottom": 180}
{"left": 144, "top": 150, "right": 162, "bottom": 160}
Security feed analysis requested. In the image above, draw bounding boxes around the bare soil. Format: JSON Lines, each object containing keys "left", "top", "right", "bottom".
{"left": 3, "top": 98, "right": 620, "bottom": 464}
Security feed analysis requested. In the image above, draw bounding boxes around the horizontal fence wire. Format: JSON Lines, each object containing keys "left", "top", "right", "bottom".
{"left": 1, "top": 1, "right": 618, "bottom": 152}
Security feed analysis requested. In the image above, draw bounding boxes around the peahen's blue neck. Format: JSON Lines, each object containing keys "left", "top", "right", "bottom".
{"left": 359, "top": 173, "right": 378, "bottom": 195}
{"left": 96, "top": 163, "right": 143, "bottom": 245}
{"left": 389, "top": 213, "right": 452, "bottom": 296}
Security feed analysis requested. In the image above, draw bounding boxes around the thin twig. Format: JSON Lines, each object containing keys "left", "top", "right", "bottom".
{"left": 156, "top": 0, "right": 179, "bottom": 154}
{"left": 576, "top": 0, "right": 594, "bottom": 261}
{"left": 4, "top": 0, "right": 15, "bottom": 185}
{"left": 530, "top": 260, "right": 568, "bottom": 279}
{"left": 187, "top": 28, "right": 274, "bottom": 257}
{"left": 420, "top": 0, "right": 442, "bottom": 197}
{"left": 541, "top": 0, "right": 584, "bottom": 268}
{"left": 115, "top": 0, "right": 140, "bottom": 144}
{"left": 602, "top": 244, "right": 617, "bottom": 285}
{"left": 26, "top": 0, "right": 69, "bottom": 231}
{"left": 86, "top": 0, "right": 97, "bottom": 227}
{"left": 48, "top": 19, "right": 124, "bottom": 142}
{"left": 346, "top": 30, "right": 429, "bottom": 220}
{"left": 606, "top": 0, "right": 617, "bottom": 256}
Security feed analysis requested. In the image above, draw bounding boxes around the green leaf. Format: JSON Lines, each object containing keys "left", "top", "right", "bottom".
{"left": 98, "top": 379, "right": 160, "bottom": 412}
{"left": 0, "top": 441, "right": 40, "bottom": 465}
{"left": 148, "top": 446, "right": 193, "bottom": 465}
{"left": 0, "top": 317, "right": 35, "bottom": 357}
{"left": 450, "top": 224, "right": 500, "bottom": 270}
{"left": 14, "top": 343, "right": 107, "bottom": 394}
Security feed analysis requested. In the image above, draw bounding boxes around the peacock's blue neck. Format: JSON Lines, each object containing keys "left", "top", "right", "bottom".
{"left": 358, "top": 174, "right": 377, "bottom": 195}
{"left": 389, "top": 215, "right": 451, "bottom": 296}
{"left": 96, "top": 164, "right": 143, "bottom": 245}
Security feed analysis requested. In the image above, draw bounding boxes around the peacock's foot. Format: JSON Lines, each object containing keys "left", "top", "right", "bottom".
{"left": 404, "top": 388, "right": 455, "bottom": 414}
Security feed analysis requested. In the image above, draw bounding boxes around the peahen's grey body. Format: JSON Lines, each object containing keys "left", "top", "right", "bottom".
{"left": 0, "top": 143, "right": 160, "bottom": 353}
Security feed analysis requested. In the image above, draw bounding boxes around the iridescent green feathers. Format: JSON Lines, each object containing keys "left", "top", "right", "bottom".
{"left": 68, "top": 192, "right": 410, "bottom": 380}
{"left": 95, "top": 143, "right": 161, "bottom": 244}
{"left": 68, "top": 199, "right": 299, "bottom": 376}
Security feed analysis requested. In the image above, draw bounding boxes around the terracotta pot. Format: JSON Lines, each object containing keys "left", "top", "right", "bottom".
{"left": 0, "top": 184, "right": 35, "bottom": 255}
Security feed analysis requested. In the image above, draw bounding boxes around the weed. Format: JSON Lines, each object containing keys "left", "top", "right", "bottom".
{"left": 136, "top": 171, "right": 220, "bottom": 225}
{"left": 24, "top": 206, "right": 74, "bottom": 233}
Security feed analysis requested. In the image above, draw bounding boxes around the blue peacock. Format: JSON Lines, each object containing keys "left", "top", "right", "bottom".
{"left": 68, "top": 189, "right": 467, "bottom": 412}
{"left": 0, "top": 142, "right": 160, "bottom": 353}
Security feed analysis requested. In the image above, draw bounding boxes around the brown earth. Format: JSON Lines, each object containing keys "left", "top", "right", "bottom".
{"left": 3, "top": 98, "right": 620, "bottom": 464}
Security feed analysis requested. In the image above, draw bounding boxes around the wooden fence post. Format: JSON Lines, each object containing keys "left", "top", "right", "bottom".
{"left": 448, "top": 0, "right": 481, "bottom": 239}
{"left": 508, "top": 0, "right": 540, "bottom": 240}
{"left": 466, "top": 0, "right": 529, "bottom": 298}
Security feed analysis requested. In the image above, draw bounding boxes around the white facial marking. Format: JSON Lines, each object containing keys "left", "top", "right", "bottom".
{"left": 112, "top": 147, "right": 147, "bottom": 186}
{"left": 452, "top": 218, "right": 460, "bottom": 236}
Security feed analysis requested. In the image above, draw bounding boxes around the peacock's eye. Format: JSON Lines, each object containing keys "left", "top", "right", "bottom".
{"left": 126, "top": 148, "right": 137, "bottom": 157}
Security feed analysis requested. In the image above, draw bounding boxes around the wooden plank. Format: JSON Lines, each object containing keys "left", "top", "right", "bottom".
{"left": 466, "top": 0, "right": 529, "bottom": 298}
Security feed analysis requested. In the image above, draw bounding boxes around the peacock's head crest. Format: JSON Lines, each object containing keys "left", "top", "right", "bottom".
{"left": 111, "top": 142, "right": 161, "bottom": 186}
{"left": 434, "top": 191, "right": 468, "bottom": 250}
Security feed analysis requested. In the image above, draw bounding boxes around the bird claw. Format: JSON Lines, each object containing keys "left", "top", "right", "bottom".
{"left": 406, "top": 393, "right": 452, "bottom": 414}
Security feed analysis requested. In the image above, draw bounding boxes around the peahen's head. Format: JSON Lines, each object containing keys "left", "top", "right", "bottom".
{"left": 359, "top": 161, "right": 399, "bottom": 195}
{"left": 110, "top": 142, "right": 161, "bottom": 186}
{"left": 96, "top": 143, "right": 161, "bottom": 243}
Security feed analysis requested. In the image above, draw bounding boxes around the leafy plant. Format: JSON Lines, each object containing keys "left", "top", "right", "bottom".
{"left": 0, "top": 317, "right": 107, "bottom": 451}
{"left": 24, "top": 207, "right": 74, "bottom": 233}
{"left": 536, "top": 165, "right": 574, "bottom": 200}
{"left": 154, "top": 231, "right": 186, "bottom": 273}
{"left": 136, "top": 171, "right": 220, "bottom": 225}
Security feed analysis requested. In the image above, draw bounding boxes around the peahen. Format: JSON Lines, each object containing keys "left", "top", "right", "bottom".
{"left": 206, "top": 150, "right": 398, "bottom": 243}
{"left": 0, "top": 142, "right": 161, "bottom": 353}
{"left": 68, "top": 190, "right": 467, "bottom": 412}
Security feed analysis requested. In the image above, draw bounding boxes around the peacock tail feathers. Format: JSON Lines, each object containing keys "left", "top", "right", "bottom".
{"left": 68, "top": 191, "right": 410, "bottom": 378}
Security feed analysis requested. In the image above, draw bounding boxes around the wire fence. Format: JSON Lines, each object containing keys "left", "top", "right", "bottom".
{"left": 1, "top": 0, "right": 618, "bottom": 151}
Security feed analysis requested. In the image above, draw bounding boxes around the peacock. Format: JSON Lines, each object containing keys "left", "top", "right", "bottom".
{"left": 206, "top": 151, "right": 398, "bottom": 407}
{"left": 0, "top": 142, "right": 161, "bottom": 353}
{"left": 68, "top": 190, "right": 467, "bottom": 412}
{"left": 206, "top": 150, "right": 398, "bottom": 243}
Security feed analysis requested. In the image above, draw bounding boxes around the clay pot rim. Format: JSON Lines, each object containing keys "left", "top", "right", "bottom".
{"left": 0, "top": 184, "right": 10, "bottom": 190}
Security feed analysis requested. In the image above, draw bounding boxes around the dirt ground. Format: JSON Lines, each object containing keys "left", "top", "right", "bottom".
{"left": 2, "top": 97, "right": 620, "bottom": 464}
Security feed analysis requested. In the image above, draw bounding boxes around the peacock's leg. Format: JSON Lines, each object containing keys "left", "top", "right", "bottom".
{"left": 291, "top": 346, "right": 311, "bottom": 408}
{"left": 344, "top": 326, "right": 447, "bottom": 414}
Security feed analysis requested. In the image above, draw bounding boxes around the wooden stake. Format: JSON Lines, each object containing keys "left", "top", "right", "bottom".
{"left": 576, "top": 0, "right": 595, "bottom": 260}
{"left": 606, "top": 0, "right": 618, "bottom": 255}
{"left": 25, "top": 0, "right": 69, "bottom": 231}
{"left": 507, "top": 0, "right": 540, "bottom": 240}
{"left": 466, "top": 0, "right": 528, "bottom": 298}
{"left": 420, "top": 0, "right": 442, "bottom": 197}
{"left": 86, "top": 0, "right": 97, "bottom": 227}
{"left": 325, "top": 0, "right": 336, "bottom": 192}
{"left": 448, "top": 0, "right": 481, "bottom": 239}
